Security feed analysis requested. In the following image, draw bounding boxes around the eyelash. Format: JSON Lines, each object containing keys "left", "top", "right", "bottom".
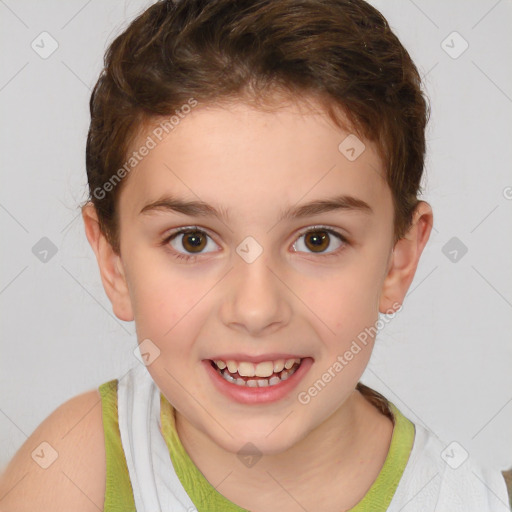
{"left": 160, "top": 225, "right": 349, "bottom": 263}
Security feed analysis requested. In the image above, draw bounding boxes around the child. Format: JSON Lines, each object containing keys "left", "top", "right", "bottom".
{"left": 1, "top": 0, "right": 510, "bottom": 510}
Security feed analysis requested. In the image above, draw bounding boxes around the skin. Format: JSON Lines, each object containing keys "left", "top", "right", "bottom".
{"left": 82, "top": 96, "right": 432, "bottom": 511}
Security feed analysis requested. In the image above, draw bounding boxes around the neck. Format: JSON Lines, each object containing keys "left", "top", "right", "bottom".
{"left": 173, "top": 389, "right": 394, "bottom": 512}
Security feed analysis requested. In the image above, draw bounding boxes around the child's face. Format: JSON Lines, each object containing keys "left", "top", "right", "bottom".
{"left": 86, "top": 97, "right": 430, "bottom": 455}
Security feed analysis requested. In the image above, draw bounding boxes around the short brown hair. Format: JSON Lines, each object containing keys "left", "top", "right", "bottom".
{"left": 84, "top": 0, "right": 430, "bottom": 254}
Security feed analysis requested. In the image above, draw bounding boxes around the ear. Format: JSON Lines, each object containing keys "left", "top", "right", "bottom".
{"left": 379, "top": 201, "right": 433, "bottom": 314}
{"left": 81, "top": 203, "right": 134, "bottom": 322}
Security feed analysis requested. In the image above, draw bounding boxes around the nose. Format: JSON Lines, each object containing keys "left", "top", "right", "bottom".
{"left": 220, "top": 254, "right": 292, "bottom": 337}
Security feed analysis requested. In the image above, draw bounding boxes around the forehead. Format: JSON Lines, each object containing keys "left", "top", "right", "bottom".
{"left": 118, "top": 99, "right": 390, "bottom": 225}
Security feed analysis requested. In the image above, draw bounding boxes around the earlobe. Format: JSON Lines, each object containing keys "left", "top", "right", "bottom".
{"left": 379, "top": 201, "right": 433, "bottom": 314}
{"left": 81, "top": 203, "right": 134, "bottom": 322}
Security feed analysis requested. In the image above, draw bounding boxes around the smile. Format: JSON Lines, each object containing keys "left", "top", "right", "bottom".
{"left": 203, "top": 357, "right": 314, "bottom": 405}
{"left": 211, "top": 358, "right": 302, "bottom": 387}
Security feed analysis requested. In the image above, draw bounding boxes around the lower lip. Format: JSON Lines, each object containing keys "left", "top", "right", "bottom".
{"left": 202, "top": 357, "right": 314, "bottom": 405}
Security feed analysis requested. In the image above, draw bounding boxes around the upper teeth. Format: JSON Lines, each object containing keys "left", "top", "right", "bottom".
{"left": 214, "top": 358, "right": 301, "bottom": 378}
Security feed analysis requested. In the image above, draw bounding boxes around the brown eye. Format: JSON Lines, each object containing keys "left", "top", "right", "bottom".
{"left": 293, "top": 228, "right": 345, "bottom": 256}
{"left": 304, "top": 231, "right": 330, "bottom": 253}
{"left": 180, "top": 230, "right": 207, "bottom": 253}
{"left": 167, "top": 228, "right": 218, "bottom": 257}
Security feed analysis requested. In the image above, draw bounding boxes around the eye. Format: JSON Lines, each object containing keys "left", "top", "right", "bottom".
{"left": 161, "top": 225, "right": 348, "bottom": 263}
{"left": 161, "top": 226, "right": 218, "bottom": 262}
{"left": 291, "top": 226, "right": 347, "bottom": 257}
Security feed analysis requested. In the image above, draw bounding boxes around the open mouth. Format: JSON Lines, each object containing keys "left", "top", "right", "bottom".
{"left": 209, "top": 358, "right": 303, "bottom": 388}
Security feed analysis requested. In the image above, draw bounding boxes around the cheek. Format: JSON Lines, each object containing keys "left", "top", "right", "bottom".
{"left": 126, "top": 254, "right": 203, "bottom": 342}
{"left": 299, "top": 258, "right": 386, "bottom": 346}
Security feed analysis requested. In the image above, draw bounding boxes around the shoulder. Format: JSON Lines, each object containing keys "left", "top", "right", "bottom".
{"left": 0, "top": 388, "right": 107, "bottom": 512}
{"left": 394, "top": 422, "right": 510, "bottom": 510}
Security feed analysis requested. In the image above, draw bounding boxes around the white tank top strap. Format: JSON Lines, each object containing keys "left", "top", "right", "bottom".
{"left": 117, "top": 363, "right": 198, "bottom": 512}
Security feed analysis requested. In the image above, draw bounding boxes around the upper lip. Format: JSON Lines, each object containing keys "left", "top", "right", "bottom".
{"left": 207, "top": 353, "right": 311, "bottom": 364}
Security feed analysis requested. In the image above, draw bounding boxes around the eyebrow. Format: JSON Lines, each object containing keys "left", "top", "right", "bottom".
{"left": 139, "top": 193, "right": 373, "bottom": 222}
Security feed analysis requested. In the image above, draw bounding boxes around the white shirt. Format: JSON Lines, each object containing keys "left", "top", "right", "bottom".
{"left": 117, "top": 363, "right": 510, "bottom": 512}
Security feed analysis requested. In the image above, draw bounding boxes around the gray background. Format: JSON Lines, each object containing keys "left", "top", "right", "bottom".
{"left": 1, "top": 0, "right": 511, "bottom": 474}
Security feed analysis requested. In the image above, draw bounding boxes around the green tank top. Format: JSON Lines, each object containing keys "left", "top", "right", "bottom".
{"left": 98, "top": 378, "right": 415, "bottom": 511}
